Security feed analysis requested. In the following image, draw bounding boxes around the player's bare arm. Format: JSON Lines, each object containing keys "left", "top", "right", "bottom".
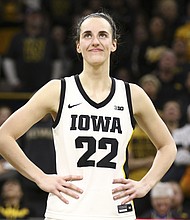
{"left": 112, "top": 83, "right": 177, "bottom": 204}
{"left": 0, "top": 80, "right": 83, "bottom": 203}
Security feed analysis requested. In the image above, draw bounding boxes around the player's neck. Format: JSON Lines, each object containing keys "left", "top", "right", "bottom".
{"left": 81, "top": 62, "right": 110, "bottom": 81}
{"left": 79, "top": 71, "right": 112, "bottom": 103}
{"left": 79, "top": 70, "right": 111, "bottom": 88}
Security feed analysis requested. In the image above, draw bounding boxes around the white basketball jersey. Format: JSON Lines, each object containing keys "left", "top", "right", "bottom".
{"left": 45, "top": 75, "right": 136, "bottom": 220}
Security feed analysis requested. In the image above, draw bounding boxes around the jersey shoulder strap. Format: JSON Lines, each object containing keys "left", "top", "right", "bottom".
{"left": 52, "top": 78, "right": 66, "bottom": 128}
{"left": 124, "top": 82, "right": 136, "bottom": 129}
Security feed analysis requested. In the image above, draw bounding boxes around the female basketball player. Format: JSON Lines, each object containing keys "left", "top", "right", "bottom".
{"left": 0, "top": 12, "right": 177, "bottom": 220}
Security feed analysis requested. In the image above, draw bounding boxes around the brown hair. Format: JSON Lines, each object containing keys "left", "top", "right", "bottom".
{"left": 74, "top": 12, "right": 119, "bottom": 42}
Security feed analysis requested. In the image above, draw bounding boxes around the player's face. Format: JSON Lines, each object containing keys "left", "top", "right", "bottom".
{"left": 76, "top": 17, "right": 117, "bottom": 66}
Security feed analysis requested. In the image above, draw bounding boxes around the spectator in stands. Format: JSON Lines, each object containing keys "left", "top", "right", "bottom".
{"left": 139, "top": 74, "right": 161, "bottom": 111}
{"left": 108, "top": 0, "right": 139, "bottom": 30}
{"left": 51, "top": 25, "right": 72, "bottom": 78}
{"left": 2, "top": 8, "right": 60, "bottom": 92}
{"left": 114, "top": 66, "right": 132, "bottom": 82}
{"left": 128, "top": 127, "right": 156, "bottom": 182}
{"left": 171, "top": 40, "right": 190, "bottom": 115}
{"left": 0, "top": 177, "right": 35, "bottom": 219}
{"left": 161, "top": 99, "right": 182, "bottom": 134}
{"left": 138, "top": 15, "right": 169, "bottom": 75}
{"left": 0, "top": 0, "right": 24, "bottom": 25}
{"left": 0, "top": 105, "right": 12, "bottom": 125}
{"left": 175, "top": 0, "right": 190, "bottom": 61}
{"left": 127, "top": 74, "right": 162, "bottom": 217}
{"left": 140, "top": 181, "right": 180, "bottom": 219}
{"left": 128, "top": 122, "right": 157, "bottom": 217}
{"left": 0, "top": 0, "right": 24, "bottom": 76}
{"left": 19, "top": 115, "right": 56, "bottom": 217}
{"left": 153, "top": 0, "right": 181, "bottom": 43}
{"left": 107, "top": 0, "right": 142, "bottom": 71}
{"left": 172, "top": 38, "right": 190, "bottom": 72}
{"left": 154, "top": 49, "right": 184, "bottom": 109}
{"left": 43, "top": 0, "right": 73, "bottom": 29}
{"left": 172, "top": 105, "right": 190, "bottom": 198}
{"left": 162, "top": 103, "right": 188, "bottom": 184}
{"left": 180, "top": 71, "right": 190, "bottom": 123}
{"left": 173, "top": 104, "right": 190, "bottom": 157}
{"left": 169, "top": 181, "right": 190, "bottom": 219}
{"left": 0, "top": 105, "right": 18, "bottom": 186}
{"left": 129, "top": 23, "right": 149, "bottom": 81}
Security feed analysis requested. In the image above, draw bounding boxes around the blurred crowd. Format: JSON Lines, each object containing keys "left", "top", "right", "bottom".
{"left": 0, "top": 0, "right": 190, "bottom": 219}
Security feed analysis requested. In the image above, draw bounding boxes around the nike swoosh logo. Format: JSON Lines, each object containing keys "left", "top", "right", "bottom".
{"left": 68, "top": 103, "right": 82, "bottom": 108}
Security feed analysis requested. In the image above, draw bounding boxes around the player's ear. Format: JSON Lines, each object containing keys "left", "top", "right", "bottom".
{"left": 76, "top": 41, "right": 81, "bottom": 53}
{"left": 111, "top": 39, "right": 117, "bottom": 52}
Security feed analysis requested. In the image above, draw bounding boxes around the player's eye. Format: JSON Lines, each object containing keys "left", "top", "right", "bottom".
{"left": 99, "top": 33, "right": 108, "bottom": 38}
{"left": 84, "top": 33, "right": 92, "bottom": 38}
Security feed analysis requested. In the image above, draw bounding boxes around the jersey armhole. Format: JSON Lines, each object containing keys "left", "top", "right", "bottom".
{"left": 125, "top": 82, "right": 136, "bottom": 129}
{"left": 52, "top": 78, "right": 66, "bottom": 128}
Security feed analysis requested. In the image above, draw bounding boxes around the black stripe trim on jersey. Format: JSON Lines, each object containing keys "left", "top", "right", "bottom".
{"left": 125, "top": 82, "right": 136, "bottom": 129}
{"left": 123, "top": 146, "right": 129, "bottom": 179}
{"left": 52, "top": 78, "right": 66, "bottom": 128}
{"left": 74, "top": 74, "right": 115, "bottom": 109}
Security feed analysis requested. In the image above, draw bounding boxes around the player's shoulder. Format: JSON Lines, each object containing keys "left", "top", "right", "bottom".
{"left": 35, "top": 79, "right": 62, "bottom": 101}
{"left": 128, "top": 82, "right": 143, "bottom": 91}
{"left": 128, "top": 83, "right": 152, "bottom": 113}
{"left": 45, "top": 76, "right": 75, "bottom": 94}
{"left": 113, "top": 79, "right": 145, "bottom": 99}
{"left": 128, "top": 82, "right": 146, "bottom": 98}
{"left": 47, "top": 79, "right": 61, "bottom": 86}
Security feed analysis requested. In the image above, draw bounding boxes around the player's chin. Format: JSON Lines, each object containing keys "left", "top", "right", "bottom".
{"left": 87, "top": 55, "right": 106, "bottom": 65}
{"left": 88, "top": 59, "right": 106, "bottom": 66}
